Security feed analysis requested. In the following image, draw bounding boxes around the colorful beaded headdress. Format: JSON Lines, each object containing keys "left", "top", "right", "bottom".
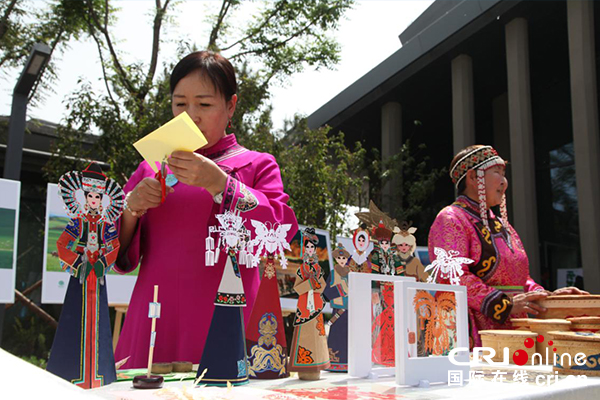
{"left": 449, "top": 145, "right": 508, "bottom": 228}
{"left": 58, "top": 162, "right": 125, "bottom": 223}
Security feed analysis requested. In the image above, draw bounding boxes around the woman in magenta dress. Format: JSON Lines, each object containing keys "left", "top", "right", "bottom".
{"left": 114, "top": 51, "right": 298, "bottom": 368}
{"left": 428, "top": 145, "right": 588, "bottom": 348}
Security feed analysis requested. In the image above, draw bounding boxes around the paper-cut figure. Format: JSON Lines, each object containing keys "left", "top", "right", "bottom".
{"left": 392, "top": 222, "right": 429, "bottom": 282}
{"left": 348, "top": 225, "right": 372, "bottom": 273}
{"left": 370, "top": 222, "right": 402, "bottom": 276}
{"left": 245, "top": 220, "right": 293, "bottom": 379}
{"left": 198, "top": 210, "right": 252, "bottom": 386}
{"left": 413, "top": 290, "right": 457, "bottom": 356}
{"left": 371, "top": 283, "right": 396, "bottom": 367}
{"left": 47, "top": 163, "right": 124, "bottom": 389}
{"left": 323, "top": 243, "right": 351, "bottom": 372}
{"left": 360, "top": 207, "right": 401, "bottom": 367}
{"left": 288, "top": 227, "right": 330, "bottom": 379}
{"left": 425, "top": 248, "right": 474, "bottom": 286}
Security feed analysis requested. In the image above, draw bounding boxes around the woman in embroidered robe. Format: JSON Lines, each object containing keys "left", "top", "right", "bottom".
{"left": 323, "top": 243, "right": 352, "bottom": 372}
{"left": 115, "top": 51, "right": 298, "bottom": 368}
{"left": 288, "top": 228, "right": 330, "bottom": 379}
{"left": 428, "top": 145, "right": 588, "bottom": 348}
{"left": 47, "top": 163, "right": 124, "bottom": 389}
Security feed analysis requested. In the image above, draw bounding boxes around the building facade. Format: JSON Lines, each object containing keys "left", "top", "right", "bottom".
{"left": 308, "top": 0, "right": 600, "bottom": 292}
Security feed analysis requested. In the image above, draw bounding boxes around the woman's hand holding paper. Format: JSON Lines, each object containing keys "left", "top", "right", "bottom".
{"left": 129, "top": 177, "right": 173, "bottom": 213}
{"left": 168, "top": 151, "right": 227, "bottom": 196}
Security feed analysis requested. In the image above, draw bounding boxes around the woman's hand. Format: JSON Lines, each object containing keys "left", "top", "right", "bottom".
{"left": 168, "top": 151, "right": 227, "bottom": 196}
{"left": 510, "top": 291, "right": 549, "bottom": 316}
{"left": 127, "top": 177, "right": 173, "bottom": 213}
{"left": 551, "top": 286, "right": 590, "bottom": 296}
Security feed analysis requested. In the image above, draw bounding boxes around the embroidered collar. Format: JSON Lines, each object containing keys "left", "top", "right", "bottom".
{"left": 195, "top": 134, "right": 248, "bottom": 162}
{"left": 453, "top": 195, "right": 489, "bottom": 219}
{"left": 452, "top": 196, "right": 514, "bottom": 251}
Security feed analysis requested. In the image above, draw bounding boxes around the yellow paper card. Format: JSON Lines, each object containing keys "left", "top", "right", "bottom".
{"left": 133, "top": 112, "right": 208, "bottom": 173}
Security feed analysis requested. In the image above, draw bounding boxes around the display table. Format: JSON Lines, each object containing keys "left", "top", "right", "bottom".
{"left": 4, "top": 347, "right": 599, "bottom": 399}
{"left": 91, "top": 364, "right": 600, "bottom": 400}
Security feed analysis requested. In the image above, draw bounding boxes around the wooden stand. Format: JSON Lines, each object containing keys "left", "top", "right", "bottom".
{"left": 133, "top": 285, "right": 164, "bottom": 389}
{"left": 298, "top": 371, "right": 321, "bottom": 380}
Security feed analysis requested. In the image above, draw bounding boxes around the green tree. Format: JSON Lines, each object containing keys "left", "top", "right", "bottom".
{"left": 280, "top": 117, "right": 367, "bottom": 239}
{"left": 40, "top": 0, "right": 353, "bottom": 182}
{"left": 368, "top": 122, "right": 446, "bottom": 244}
{"left": 0, "top": 1, "right": 108, "bottom": 105}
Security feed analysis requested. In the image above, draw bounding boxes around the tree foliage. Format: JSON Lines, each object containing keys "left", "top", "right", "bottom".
{"left": 36, "top": 0, "right": 353, "bottom": 182}
{"left": 278, "top": 118, "right": 367, "bottom": 239}
{"left": 368, "top": 121, "right": 446, "bottom": 244}
{"left": 0, "top": 0, "right": 108, "bottom": 105}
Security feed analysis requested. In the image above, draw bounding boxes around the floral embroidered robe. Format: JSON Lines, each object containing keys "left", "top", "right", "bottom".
{"left": 288, "top": 256, "right": 330, "bottom": 373}
{"left": 428, "top": 195, "right": 544, "bottom": 348}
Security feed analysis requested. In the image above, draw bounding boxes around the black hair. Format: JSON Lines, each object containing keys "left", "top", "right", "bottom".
{"left": 170, "top": 51, "right": 237, "bottom": 101}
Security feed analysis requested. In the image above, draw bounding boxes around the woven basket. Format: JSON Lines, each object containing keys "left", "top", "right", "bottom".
{"left": 510, "top": 318, "right": 533, "bottom": 331}
{"left": 526, "top": 319, "right": 571, "bottom": 355}
{"left": 567, "top": 317, "right": 600, "bottom": 333}
{"left": 479, "top": 330, "right": 537, "bottom": 364}
{"left": 547, "top": 331, "right": 600, "bottom": 377}
{"left": 535, "top": 295, "right": 600, "bottom": 319}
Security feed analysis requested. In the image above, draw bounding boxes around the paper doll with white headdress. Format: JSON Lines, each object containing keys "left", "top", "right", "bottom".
{"left": 46, "top": 162, "right": 124, "bottom": 389}
{"left": 198, "top": 210, "right": 253, "bottom": 386}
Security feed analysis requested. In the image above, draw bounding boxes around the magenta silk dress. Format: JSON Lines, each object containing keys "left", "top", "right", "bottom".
{"left": 428, "top": 195, "right": 544, "bottom": 348}
{"left": 114, "top": 134, "right": 298, "bottom": 368}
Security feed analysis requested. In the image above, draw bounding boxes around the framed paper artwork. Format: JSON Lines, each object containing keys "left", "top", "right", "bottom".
{"left": 347, "top": 272, "right": 416, "bottom": 379}
{"left": 393, "top": 281, "right": 469, "bottom": 386}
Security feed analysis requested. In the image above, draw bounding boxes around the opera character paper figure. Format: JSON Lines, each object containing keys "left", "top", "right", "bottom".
{"left": 198, "top": 210, "right": 253, "bottom": 386}
{"left": 356, "top": 202, "right": 403, "bottom": 367}
{"left": 349, "top": 225, "right": 371, "bottom": 273}
{"left": 288, "top": 227, "right": 330, "bottom": 380}
{"left": 323, "top": 243, "right": 352, "bottom": 372}
{"left": 245, "top": 220, "right": 294, "bottom": 379}
{"left": 46, "top": 163, "right": 124, "bottom": 389}
{"left": 392, "top": 222, "right": 429, "bottom": 282}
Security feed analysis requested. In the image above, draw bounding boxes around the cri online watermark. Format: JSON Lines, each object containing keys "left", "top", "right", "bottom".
{"left": 446, "top": 336, "right": 590, "bottom": 387}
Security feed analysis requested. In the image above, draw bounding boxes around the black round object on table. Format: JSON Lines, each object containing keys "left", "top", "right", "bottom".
{"left": 133, "top": 375, "right": 164, "bottom": 389}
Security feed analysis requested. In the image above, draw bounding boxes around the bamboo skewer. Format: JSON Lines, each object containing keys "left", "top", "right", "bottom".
{"left": 147, "top": 285, "right": 159, "bottom": 378}
{"left": 133, "top": 285, "right": 163, "bottom": 389}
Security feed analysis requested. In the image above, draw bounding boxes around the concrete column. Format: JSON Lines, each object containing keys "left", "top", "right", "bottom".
{"left": 492, "top": 93, "right": 513, "bottom": 221}
{"left": 505, "top": 17, "right": 541, "bottom": 282}
{"left": 567, "top": 0, "right": 600, "bottom": 293}
{"left": 381, "top": 102, "right": 402, "bottom": 213}
{"left": 451, "top": 54, "right": 476, "bottom": 155}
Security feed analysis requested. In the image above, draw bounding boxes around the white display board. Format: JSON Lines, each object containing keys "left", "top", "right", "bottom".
{"left": 348, "top": 272, "right": 416, "bottom": 379}
{"left": 557, "top": 268, "right": 584, "bottom": 289}
{"left": 394, "top": 281, "right": 469, "bottom": 386}
{"left": 0, "top": 179, "right": 20, "bottom": 303}
{"left": 42, "top": 183, "right": 137, "bottom": 305}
